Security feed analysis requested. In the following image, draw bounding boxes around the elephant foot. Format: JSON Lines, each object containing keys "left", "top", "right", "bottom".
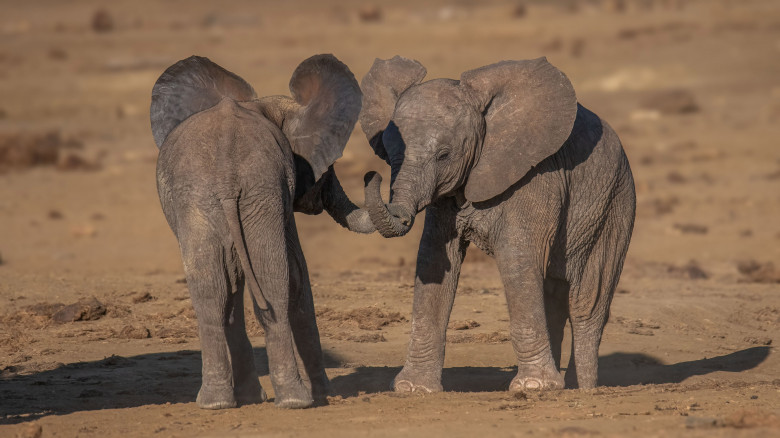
{"left": 197, "top": 384, "right": 237, "bottom": 410}
{"left": 309, "top": 374, "right": 331, "bottom": 405}
{"left": 273, "top": 380, "right": 314, "bottom": 409}
{"left": 393, "top": 367, "right": 443, "bottom": 393}
{"left": 234, "top": 378, "right": 268, "bottom": 405}
{"left": 509, "top": 364, "right": 564, "bottom": 392}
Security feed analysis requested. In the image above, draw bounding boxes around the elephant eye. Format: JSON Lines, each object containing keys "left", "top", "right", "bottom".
{"left": 437, "top": 151, "right": 450, "bottom": 161}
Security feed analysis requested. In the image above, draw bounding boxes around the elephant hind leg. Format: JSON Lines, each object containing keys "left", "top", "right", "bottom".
{"left": 567, "top": 223, "right": 629, "bottom": 389}
{"left": 224, "top": 266, "right": 267, "bottom": 405}
{"left": 543, "top": 277, "right": 570, "bottom": 372}
{"left": 179, "top": 230, "right": 237, "bottom": 409}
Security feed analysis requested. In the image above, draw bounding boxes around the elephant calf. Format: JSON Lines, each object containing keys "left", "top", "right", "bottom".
{"left": 359, "top": 56, "right": 636, "bottom": 392}
{"left": 151, "top": 54, "right": 373, "bottom": 409}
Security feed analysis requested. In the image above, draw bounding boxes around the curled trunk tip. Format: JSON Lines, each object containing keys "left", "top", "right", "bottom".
{"left": 363, "top": 171, "right": 414, "bottom": 238}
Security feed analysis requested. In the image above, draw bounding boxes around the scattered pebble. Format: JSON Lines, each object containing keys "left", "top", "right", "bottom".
{"left": 117, "top": 325, "right": 151, "bottom": 339}
{"left": 17, "top": 423, "right": 42, "bottom": 438}
{"left": 736, "top": 260, "right": 780, "bottom": 283}
{"left": 92, "top": 9, "right": 114, "bottom": 33}
{"left": 448, "top": 319, "right": 480, "bottom": 330}
{"left": 358, "top": 6, "right": 382, "bottom": 23}
{"left": 48, "top": 210, "right": 64, "bottom": 220}
{"left": 132, "top": 291, "right": 154, "bottom": 303}
{"left": 673, "top": 223, "right": 708, "bottom": 235}
{"left": 512, "top": 2, "right": 527, "bottom": 18}
{"left": 639, "top": 89, "right": 700, "bottom": 115}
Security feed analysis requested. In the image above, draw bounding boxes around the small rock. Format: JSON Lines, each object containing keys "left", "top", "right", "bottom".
{"left": 118, "top": 325, "right": 151, "bottom": 339}
{"left": 666, "top": 171, "right": 687, "bottom": 184}
{"left": 48, "top": 47, "right": 68, "bottom": 61}
{"left": 737, "top": 260, "right": 780, "bottom": 283}
{"left": 52, "top": 297, "right": 106, "bottom": 323}
{"left": 358, "top": 6, "right": 382, "bottom": 22}
{"left": 17, "top": 423, "right": 42, "bottom": 438}
{"left": 673, "top": 223, "right": 708, "bottom": 235}
{"left": 448, "top": 319, "right": 481, "bottom": 330}
{"left": 48, "top": 209, "right": 64, "bottom": 220}
{"left": 685, "top": 416, "right": 717, "bottom": 429}
{"left": 512, "top": 2, "right": 527, "bottom": 18}
{"left": 639, "top": 89, "right": 699, "bottom": 115}
{"left": 92, "top": 9, "right": 114, "bottom": 33}
{"left": 56, "top": 153, "right": 101, "bottom": 171}
{"left": 570, "top": 38, "right": 586, "bottom": 58}
{"left": 132, "top": 291, "right": 154, "bottom": 303}
{"left": 668, "top": 260, "right": 708, "bottom": 280}
{"left": 603, "top": 0, "right": 627, "bottom": 13}
{"left": 70, "top": 224, "right": 97, "bottom": 238}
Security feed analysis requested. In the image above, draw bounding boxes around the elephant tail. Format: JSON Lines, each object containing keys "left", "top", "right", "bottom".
{"left": 220, "top": 198, "right": 269, "bottom": 311}
{"left": 151, "top": 56, "right": 256, "bottom": 148}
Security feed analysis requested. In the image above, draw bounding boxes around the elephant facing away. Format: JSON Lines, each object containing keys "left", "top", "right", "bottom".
{"left": 151, "top": 54, "right": 374, "bottom": 409}
{"left": 359, "top": 56, "right": 635, "bottom": 393}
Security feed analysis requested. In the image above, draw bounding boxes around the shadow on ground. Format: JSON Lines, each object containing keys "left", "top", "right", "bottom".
{"left": 0, "top": 346, "right": 769, "bottom": 423}
{"left": 329, "top": 346, "right": 772, "bottom": 396}
{"left": 0, "top": 347, "right": 340, "bottom": 424}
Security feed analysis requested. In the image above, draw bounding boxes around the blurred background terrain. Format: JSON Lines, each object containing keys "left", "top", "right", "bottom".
{"left": 1, "top": 0, "right": 779, "bottom": 436}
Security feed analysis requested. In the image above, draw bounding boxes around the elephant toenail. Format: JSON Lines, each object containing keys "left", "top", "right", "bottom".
{"left": 524, "top": 379, "right": 541, "bottom": 390}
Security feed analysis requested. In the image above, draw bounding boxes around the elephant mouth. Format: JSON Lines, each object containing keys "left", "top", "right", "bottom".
{"left": 363, "top": 171, "right": 415, "bottom": 238}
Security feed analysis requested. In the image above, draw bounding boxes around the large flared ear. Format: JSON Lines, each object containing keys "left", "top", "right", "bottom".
{"left": 262, "top": 54, "right": 362, "bottom": 187}
{"left": 150, "top": 56, "right": 256, "bottom": 148}
{"left": 359, "top": 56, "right": 427, "bottom": 163}
{"left": 460, "top": 57, "right": 577, "bottom": 203}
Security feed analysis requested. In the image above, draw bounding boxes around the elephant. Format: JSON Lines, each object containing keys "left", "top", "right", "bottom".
{"left": 359, "top": 56, "right": 636, "bottom": 393}
{"left": 151, "top": 54, "right": 374, "bottom": 409}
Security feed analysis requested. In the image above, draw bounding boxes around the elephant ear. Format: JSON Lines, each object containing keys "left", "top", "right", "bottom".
{"left": 265, "top": 54, "right": 362, "bottom": 185}
{"left": 150, "top": 56, "right": 256, "bottom": 148}
{"left": 460, "top": 57, "right": 577, "bottom": 203}
{"left": 359, "top": 56, "right": 427, "bottom": 163}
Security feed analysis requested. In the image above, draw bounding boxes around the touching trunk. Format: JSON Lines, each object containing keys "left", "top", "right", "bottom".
{"left": 363, "top": 171, "right": 415, "bottom": 238}
{"left": 321, "top": 170, "right": 376, "bottom": 234}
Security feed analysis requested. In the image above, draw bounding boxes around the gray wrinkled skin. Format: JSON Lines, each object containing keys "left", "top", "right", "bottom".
{"left": 360, "top": 56, "right": 636, "bottom": 393}
{"left": 152, "top": 55, "right": 374, "bottom": 410}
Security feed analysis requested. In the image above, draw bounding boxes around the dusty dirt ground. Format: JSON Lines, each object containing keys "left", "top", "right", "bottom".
{"left": 1, "top": 0, "right": 780, "bottom": 436}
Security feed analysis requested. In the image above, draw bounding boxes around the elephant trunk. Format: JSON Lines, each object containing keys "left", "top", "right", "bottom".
{"left": 363, "top": 171, "right": 415, "bottom": 238}
{"left": 321, "top": 170, "right": 376, "bottom": 234}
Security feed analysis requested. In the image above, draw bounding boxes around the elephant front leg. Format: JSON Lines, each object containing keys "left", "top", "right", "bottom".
{"left": 497, "top": 250, "right": 564, "bottom": 392}
{"left": 394, "top": 201, "right": 465, "bottom": 393}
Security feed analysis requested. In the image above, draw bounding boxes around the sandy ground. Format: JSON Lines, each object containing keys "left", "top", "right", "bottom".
{"left": 1, "top": 0, "right": 780, "bottom": 436}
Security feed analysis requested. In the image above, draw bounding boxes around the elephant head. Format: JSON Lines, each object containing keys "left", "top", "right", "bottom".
{"left": 151, "top": 54, "right": 374, "bottom": 234}
{"left": 359, "top": 56, "right": 577, "bottom": 237}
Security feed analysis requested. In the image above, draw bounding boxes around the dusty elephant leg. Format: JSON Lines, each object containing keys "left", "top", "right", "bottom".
{"left": 224, "top": 274, "right": 267, "bottom": 405}
{"left": 286, "top": 223, "right": 329, "bottom": 403}
{"left": 252, "top": 294, "right": 312, "bottom": 409}
{"left": 543, "top": 277, "right": 570, "bottom": 371}
{"left": 567, "top": 225, "right": 626, "bottom": 389}
{"left": 241, "top": 203, "right": 313, "bottom": 409}
{"left": 180, "top": 236, "right": 237, "bottom": 409}
{"left": 497, "top": 250, "right": 564, "bottom": 392}
{"left": 394, "top": 201, "right": 465, "bottom": 393}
